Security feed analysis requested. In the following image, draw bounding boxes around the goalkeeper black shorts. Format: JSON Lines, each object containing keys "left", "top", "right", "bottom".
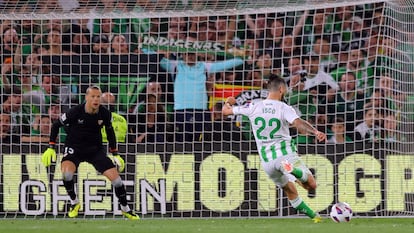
{"left": 61, "top": 146, "right": 116, "bottom": 173}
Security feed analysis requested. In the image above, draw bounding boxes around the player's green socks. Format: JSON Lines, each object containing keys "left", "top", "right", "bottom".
{"left": 291, "top": 168, "right": 308, "bottom": 183}
{"left": 281, "top": 160, "right": 308, "bottom": 183}
{"left": 289, "top": 196, "right": 316, "bottom": 219}
{"left": 291, "top": 168, "right": 303, "bottom": 178}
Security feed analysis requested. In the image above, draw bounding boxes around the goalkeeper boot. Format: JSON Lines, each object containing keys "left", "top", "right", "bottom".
{"left": 312, "top": 213, "right": 322, "bottom": 223}
{"left": 281, "top": 159, "right": 294, "bottom": 174}
{"left": 122, "top": 210, "right": 140, "bottom": 220}
{"left": 68, "top": 203, "right": 81, "bottom": 218}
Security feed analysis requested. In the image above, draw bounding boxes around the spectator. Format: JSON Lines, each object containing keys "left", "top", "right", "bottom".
{"left": 330, "top": 47, "right": 371, "bottom": 94}
{"left": 132, "top": 94, "right": 171, "bottom": 143}
{"left": 1, "top": 27, "right": 19, "bottom": 62}
{"left": 17, "top": 53, "right": 44, "bottom": 85}
{"left": 204, "top": 101, "right": 242, "bottom": 141}
{"left": 364, "top": 89, "right": 391, "bottom": 117}
{"left": 72, "top": 6, "right": 92, "bottom": 33}
{"left": 0, "top": 111, "right": 19, "bottom": 143}
{"left": 311, "top": 35, "right": 338, "bottom": 72}
{"left": 188, "top": 17, "right": 212, "bottom": 42}
{"left": 283, "top": 56, "right": 304, "bottom": 81}
{"left": 0, "top": 20, "right": 14, "bottom": 36}
{"left": 167, "top": 16, "right": 187, "bottom": 40}
{"left": 286, "top": 68, "right": 317, "bottom": 144}
{"left": 92, "top": 4, "right": 136, "bottom": 47}
{"left": 246, "top": 70, "right": 266, "bottom": 88}
{"left": 273, "top": 35, "right": 302, "bottom": 73}
{"left": 1, "top": 86, "right": 25, "bottom": 134}
{"left": 254, "top": 52, "right": 277, "bottom": 79}
{"left": 93, "top": 18, "right": 115, "bottom": 42}
{"left": 18, "top": 69, "right": 44, "bottom": 116}
{"left": 302, "top": 54, "right": 339, "bottom": 102}
{"left": 332, "top": 6, "right": 354, "bottom": 34}
{"left": 129, "top": 2, "right": 152, "bottom": 49}
{"left": 244, "top": 14, "right": 267, "bottom": 48}
{"left": 211, "top": 15, "right": 236, "bottom": 47}
{"left": 327, "top": 116, "right": 352, "bottom": 143}
{"left": 314, "top": 106, "right": 329, "bottom": 134}
{"left": 68, "top": 24, "right": 91, "bottom": 54}
{"left": 322, "top": 72, "right": 365, "bottom": 139}
{"left": 366, "top": 33, "right": 384, "bottom": 75}
{"left": 42, "top": 19, "right": 69, "bottom": 34}
{"left": 342, "top": 16, "right": 369, "bottom": 50}
{"left": 40, "top": 74, "right": 61, "bottom": 110}
{"left": 16, "top": 19, "right": 40, "bottom": 56}
{"left": 20, "top": 72, "right": 59, "bottom": 116}
{"left": 45, "top": 29, "right": 72, "bottom": 55}
{"left": 128, "top": 81, "right": 173, "bottom": 142}
{"left": 160, "top": 50, "right": 244, "bottom": 141}
{"left": 1, "top": 61, "right": 14, "bottom": 93}
{"left": 147, "top": 17, "right": 166, "bottom": 38}
{"left": 217, "top": 70, "right": 244, "bottom": 86}
{"left": 264, "top": 18, "right": 285, "bottom": 50}
{"left": 354, "top": 106, "right": 380, "bottom": 142}
{"left": 300, "top": 9, "right": 334, "bottom": 54}
{"left": 242, "top": 37, "right": 262, "bottom": 67}
{"left": 130, "top": 81, "right": 171, "bottom": 115}
{"left": 91, "top": 34, "right": 110, "bottom": 54}
{"left": 111, "top": 34, "right": 129, "bottom": 54}
{"left": 21, "top": 114, "right": 51, "bottom": 143}
{"left": 100, "top": 92, "right": 128, "bottom": 143}
{"left": 381, "top": 113, "right": 400, "bottom": 142}
{"left": 376, "top": 74, "right": 399, "bottom": 111}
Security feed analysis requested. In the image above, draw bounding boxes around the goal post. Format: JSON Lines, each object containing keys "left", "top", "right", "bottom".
{"left": 0, "top": 0, "right": 414, "bottom": 219}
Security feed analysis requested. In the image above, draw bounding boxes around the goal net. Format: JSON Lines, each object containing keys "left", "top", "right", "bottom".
{"left": 0, "top": 0, "right": 413, "bottom": 219}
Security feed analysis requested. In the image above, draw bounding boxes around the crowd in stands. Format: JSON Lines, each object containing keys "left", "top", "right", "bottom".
{"left": 0, "top": 1, "right": 412, "bottom": 145}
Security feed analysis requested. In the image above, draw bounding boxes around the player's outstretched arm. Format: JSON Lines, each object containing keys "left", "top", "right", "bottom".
{"left": 292, "top": 118, "right": 327, "bottom": 142}
{"left": 222, "top": 96, "right": 236, "bottom": 116}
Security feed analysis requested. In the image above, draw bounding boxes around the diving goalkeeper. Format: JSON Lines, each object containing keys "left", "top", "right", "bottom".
{"left": 41, "top": 85, "right": 139, "bottom": 220}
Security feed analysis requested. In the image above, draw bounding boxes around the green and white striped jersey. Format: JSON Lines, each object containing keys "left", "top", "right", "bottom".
{"left": 233, "top": 99, "right": 299, "bottom": 162}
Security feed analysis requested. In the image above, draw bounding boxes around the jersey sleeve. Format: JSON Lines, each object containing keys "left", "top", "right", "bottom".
{"left": 59, "top": 104, "right": 81, "bottom": 125}
{"left": 49, "top": 105, "right": 78, "bottom": 143}
{"left": 232, "top": 103, "right": 253, "bottom": 117}
{"left": 283, "top": 104, "right": 300, "bottom": 124}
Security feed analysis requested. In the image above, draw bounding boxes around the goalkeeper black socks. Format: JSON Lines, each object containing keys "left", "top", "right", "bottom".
{"left": 115, "top": 185, "right": 128, "bottom": 206}
{"left": 63, "top": 179, "right": 77, "bottom": 201}
{"left": 113, "top": 177, "right": 128, "bottom": 206}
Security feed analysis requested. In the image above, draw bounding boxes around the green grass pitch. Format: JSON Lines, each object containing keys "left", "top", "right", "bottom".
{"left": 1, "top": 218, "right": 413, "bottom": 233}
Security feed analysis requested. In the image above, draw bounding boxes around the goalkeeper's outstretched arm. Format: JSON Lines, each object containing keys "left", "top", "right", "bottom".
{"left": 49, "top": 119, "right": 64, "bottom": 144}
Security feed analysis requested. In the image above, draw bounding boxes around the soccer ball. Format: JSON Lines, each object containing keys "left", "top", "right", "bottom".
{"left": 330, "top": 202, "right": 353, "bottom": 223}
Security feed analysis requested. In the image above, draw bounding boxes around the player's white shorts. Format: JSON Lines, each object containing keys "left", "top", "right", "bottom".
{"left": 261, "top": 153, "right": 311, "bottom": 187}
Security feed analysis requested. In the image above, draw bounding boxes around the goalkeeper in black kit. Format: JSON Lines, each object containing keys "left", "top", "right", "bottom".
{"left": 41, "top": 85, "right": 139, "bottom": 220}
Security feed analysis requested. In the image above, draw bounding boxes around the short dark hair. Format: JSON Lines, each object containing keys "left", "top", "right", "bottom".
{"left": 92, "top": 34, "right": 109, "bottom": 43}
{"left": 267, "top": 74, "right": 286, "bottom": 91}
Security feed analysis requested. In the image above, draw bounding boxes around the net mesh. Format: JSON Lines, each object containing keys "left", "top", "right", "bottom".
{"left": 1, "top": 0, "right": 414, "bottom": 219}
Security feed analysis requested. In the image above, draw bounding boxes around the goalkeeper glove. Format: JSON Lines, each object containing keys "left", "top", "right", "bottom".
{"left": 42, "top": 144, "right": 57, "bottom": 167}
{"left": 112, "top": 152, "right": 125, "bottom": 173}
